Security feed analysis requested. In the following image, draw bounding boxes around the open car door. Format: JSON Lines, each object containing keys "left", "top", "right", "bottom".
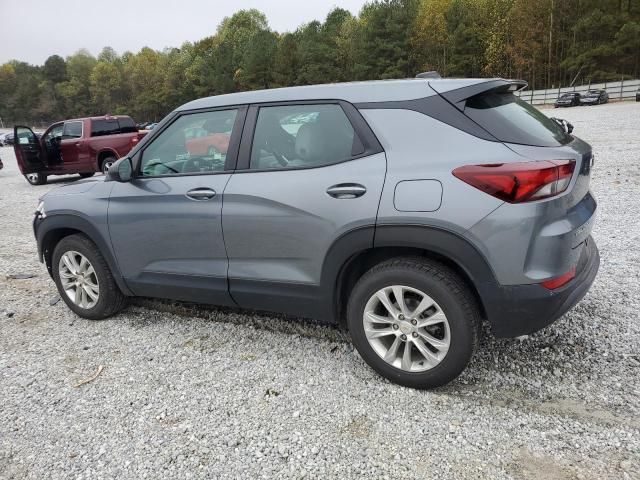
{"left": 13, "top": 126, "right": 46, "bottom": 174}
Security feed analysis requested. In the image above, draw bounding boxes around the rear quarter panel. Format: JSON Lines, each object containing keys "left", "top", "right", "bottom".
{"left": 360, "top": 108, "right": 512, "bottom": 233}
{"left": 468, "top": 136, "right": 596, "bottom": 285}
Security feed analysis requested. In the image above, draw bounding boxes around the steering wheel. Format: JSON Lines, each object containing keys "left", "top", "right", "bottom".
{"left": 271, "top": 149, "right": 289, "bottom": 167}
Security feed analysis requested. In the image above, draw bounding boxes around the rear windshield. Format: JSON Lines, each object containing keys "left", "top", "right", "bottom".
{"left": 464, "top": 92, "right": 571, "bottom": 147}
{"left": 91, "top": 117, "right": 138, "bottom": 137}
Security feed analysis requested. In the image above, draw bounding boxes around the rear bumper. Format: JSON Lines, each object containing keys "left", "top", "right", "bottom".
{"left": 484, "top": 236, "right": 599, "bottom": 337}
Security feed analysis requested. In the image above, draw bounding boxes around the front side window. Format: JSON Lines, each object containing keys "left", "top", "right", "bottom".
{"left": 250, "top": 104, "right": 363, "bottom": 170}
{"left": 62, "top": 121, "right": 83, "bottom": 140}
{"left": 140, "top": 109, "right": 237, "bottom": 177}
{"left": 44, "top": 123, "right": 63, "bottom": 143}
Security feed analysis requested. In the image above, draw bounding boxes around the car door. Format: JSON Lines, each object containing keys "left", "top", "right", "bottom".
{"left": 60, "top": 120, "right": 89, "bottom": 171}
{"left": 13, "top": 126, "right": 47, "bottom": 174}
{"left": 222, "top": 101, "right": 386, "bottom": 317}
{"left": 41, "top": 123, "right": 64, "bottom": 168}
{"left": 108, "top": 106, "right": 246, "bottom": 305}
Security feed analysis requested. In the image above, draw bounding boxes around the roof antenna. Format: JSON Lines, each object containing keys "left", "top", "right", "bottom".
{"left": 416, "top": 71, "right": 441, "bottom": 79}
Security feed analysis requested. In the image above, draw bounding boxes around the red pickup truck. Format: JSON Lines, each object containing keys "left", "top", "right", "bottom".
{"left": 13, "top": 115, "right": 146, "bottom": 185}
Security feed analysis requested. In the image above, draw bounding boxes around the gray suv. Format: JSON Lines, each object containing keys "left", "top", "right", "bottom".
{"left": 28, "top": 77, "right": 599, "bottom": 389}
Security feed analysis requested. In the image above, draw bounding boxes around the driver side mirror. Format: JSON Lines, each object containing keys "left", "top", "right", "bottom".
{"left": 107, "top": 157, "right": 133, "bottom": 182}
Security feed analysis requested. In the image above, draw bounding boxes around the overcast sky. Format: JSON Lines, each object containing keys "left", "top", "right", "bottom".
{"left": 0, "top": 0, "right": 369, "bottom": 65}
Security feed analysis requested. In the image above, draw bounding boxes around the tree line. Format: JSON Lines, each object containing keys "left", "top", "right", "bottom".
{"left": 1, "top": 0, "right": 638, "bottom": 126}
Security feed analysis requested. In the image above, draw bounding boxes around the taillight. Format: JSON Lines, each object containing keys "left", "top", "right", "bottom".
{"left": 541, "top": 267, "right": 576, "bottom": 290}
{"left": 452, "top": 160, "right": 575, "bottom": 203}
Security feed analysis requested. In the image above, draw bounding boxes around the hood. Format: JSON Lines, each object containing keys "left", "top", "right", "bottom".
{"left": 41, "top": 176, "right": 104, "bottom": 199}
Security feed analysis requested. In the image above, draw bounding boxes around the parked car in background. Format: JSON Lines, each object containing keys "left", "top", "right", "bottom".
{"left": 554, "top": 92, "right": 581, "bottom": 107}
{"left": 636, "top": 87, "right": 639, "bottom": 101}
{"left": 146, "top": 123, "right": 158, "bottom": 130}
{"left": 32, "top": 77, "right": 599, "bottom": 389}
{"left": 184, "top": 121, "right": 232, "bottom": 157}
{"left": 13, "top": 115, "right": 147, "bottom": 185}
{"left": 0, "top": 154, "right": 3, "bottom": 170}
{"left": 2, "top": 132, "right": 15, "bottom": 145}
{"left": 580, "top": 89, "right": 608, "bottom": 105}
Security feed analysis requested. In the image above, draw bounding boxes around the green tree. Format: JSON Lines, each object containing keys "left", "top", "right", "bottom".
{"left": 43, "top": 55, "right": 67, "bottom": 84}
{"left": 238, "top": 29, "right": 278, "bottom": 89}
{"left": 353, "top": 0, "right": 419, "bottom": 80}
{"left": 413, "top": 0, "right": 451, "bottom": 75}
{"left": 90, "top": 61, "right": 122, "bottom": 113}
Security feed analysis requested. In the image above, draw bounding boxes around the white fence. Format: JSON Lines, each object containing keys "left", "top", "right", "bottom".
{"left": 516, "top": 79, "right": 640, "bottom": 105}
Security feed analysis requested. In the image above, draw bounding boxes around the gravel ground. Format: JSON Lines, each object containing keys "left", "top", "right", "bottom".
{"left": 0, "top": 102, "right": 639, "bottom": 479}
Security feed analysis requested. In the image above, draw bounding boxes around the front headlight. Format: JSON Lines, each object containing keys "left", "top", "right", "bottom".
{"left": 35, "top": 200, "right": 46, "bottom": 218}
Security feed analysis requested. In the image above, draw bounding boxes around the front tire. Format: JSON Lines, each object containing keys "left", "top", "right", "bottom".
{"left": 347, "top": 258, "right": 479, "bottom": 389}
{"left": 24, "top": 172, "right": 47, "bottom": 185}
{"left": 52, "top": 234, "right": 127, "bottom": 320}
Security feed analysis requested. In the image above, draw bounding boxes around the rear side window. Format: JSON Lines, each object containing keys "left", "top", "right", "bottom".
{"left": 118, "top": 117, "right": 137, "bottom": 133}
{"left": 91, "top": 119, "right": 120, "bottom": 137}
{"left": 464, "top": 93, "right": 571, "bottom": 147}
{"left": 250, "top": 104, "right": 364, "bottom": 170}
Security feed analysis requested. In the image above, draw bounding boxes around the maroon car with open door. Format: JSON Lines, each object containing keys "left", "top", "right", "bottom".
{"left": 14, "top": 115, "right": 147, "bottom": 185}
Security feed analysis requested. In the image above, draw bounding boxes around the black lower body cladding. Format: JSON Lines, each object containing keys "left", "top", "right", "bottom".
{"left": 373, "top": 225, "right": 599, "bottom": 338}
{"left": 484, "top": 237, "right": 599, "bottom": 337}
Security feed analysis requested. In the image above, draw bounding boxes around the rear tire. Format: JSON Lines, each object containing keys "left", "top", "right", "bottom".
{"left": 24, "top": 172, "right": 47, "bottom": 185}
{"left": 101, "top": 157, "right": 117, "bottom": 174}
{"left": 347, "top": 257, "right": 480, "bottom": 389}
{"left": 52, "top": 234, "right": 127, "bottom": 320}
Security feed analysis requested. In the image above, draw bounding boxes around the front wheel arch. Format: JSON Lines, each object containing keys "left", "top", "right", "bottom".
{"left": 37, "top": 215, "right": 133, "bottom": 296}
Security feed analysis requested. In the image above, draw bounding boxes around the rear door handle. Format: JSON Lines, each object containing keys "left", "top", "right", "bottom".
{"left": 186, "top": 188, "right": 216, "bottom": 200}
{"left": 326, "top": 183, "right": 367, "bottom": 199}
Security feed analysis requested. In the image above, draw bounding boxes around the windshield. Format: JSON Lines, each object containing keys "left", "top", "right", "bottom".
{"left": 464, "top": 92, "right": 572, "bottom": 147}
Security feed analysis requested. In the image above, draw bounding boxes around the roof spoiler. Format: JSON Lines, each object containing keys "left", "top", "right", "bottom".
{"left": 431, "top": 78, "right": 528, "bottom": 111}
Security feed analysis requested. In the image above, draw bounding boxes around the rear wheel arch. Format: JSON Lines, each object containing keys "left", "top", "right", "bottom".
{"left": 323, "top": 225, "right": 496, "bottom": 326}
{"left": 97, "top": 150, "right": 118, "bottom": 171}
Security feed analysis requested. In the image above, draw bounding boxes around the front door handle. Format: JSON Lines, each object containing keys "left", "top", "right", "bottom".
{"left": 186, "top": 188, "right": 216, "bottom": 200}
{"left": 326, "top": 183, "right": 367, "bottom": 199}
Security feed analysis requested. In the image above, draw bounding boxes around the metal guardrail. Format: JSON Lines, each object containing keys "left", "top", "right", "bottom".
{"left": 516, "top": 79, "right": 640, "bottom": 105}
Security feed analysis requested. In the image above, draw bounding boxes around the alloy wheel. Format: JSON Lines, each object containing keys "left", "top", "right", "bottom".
{"left": 26, "top": 173, "right": 40, "bottom": 184}
{"left": 58, "top": 250, "right": 100, "bottom": 309}
{"left": 363, "top": 285, "right": 450, "bottom": 372}
{"left": 102, "top": 161, "right": 114, "bottom": 174}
